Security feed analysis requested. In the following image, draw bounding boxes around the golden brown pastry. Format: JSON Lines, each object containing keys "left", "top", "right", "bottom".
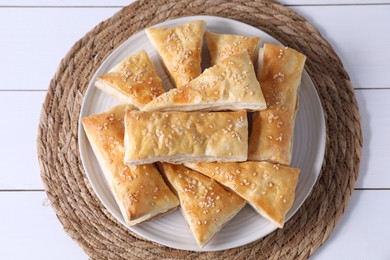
{"left": 248, "top": 44, "right": 306, "bottom": 165}
{"left": 124, "top": 110, "right": 248, "bottom": 165}
{"left": 205, "top": 31, "right": 260, "bottom": 65}
{"left": 145, "top": 20, "right": 206, "bottom": 88}
{"left": 95, "top": 50, "right": 164, "bottom": 109}
{"left": 184, "top": 161, "right": 300, "bottom": 228}
{"left": 158, "top": 163, "right": 246, "bottom": 248}
{"left": 142, "top": 51, "right": 267, "bottom": 112}
{"left": 82, "top": 105, "right": 179, "bottom": 226}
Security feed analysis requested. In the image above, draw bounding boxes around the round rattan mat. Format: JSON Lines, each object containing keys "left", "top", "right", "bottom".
{"left": 37, "top": 0, "right": 362, "bottom": 259}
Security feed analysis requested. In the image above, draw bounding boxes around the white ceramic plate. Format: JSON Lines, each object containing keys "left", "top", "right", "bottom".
{"left": 78, "top": 15, "right": 326, "bottom": 251}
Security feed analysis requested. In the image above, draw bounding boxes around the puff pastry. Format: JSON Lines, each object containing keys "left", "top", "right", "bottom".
{"left": 95, "top": 50, "right": 164, "bottom": 109}
{"left": 124, "top": 110, "right": 248, "bottom": 165}
{"left": 248, "top": 44, "right": 306, "bottom": 165}
{"left": 142, "top": 51, "right": 267, "bottom": 112}
{"left": 205, "top": 31, "right": 260, "bottom": 65}
{"left": 82, "top": 105, "right": 179, "bottom": 226}
{"left": 158, "top": 163, "right": 246, "bottom": 247}
{"left": 184, "top": 161, "right": 300, "bottom": 228}
{"left": 145, "top": 20, "right": 205, "bottom": 88}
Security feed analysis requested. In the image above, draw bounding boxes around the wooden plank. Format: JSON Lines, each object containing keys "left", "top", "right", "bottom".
{"left": 0, "top": 0, "right": 130, "bottom": 6}
{"left": 0, "top": 8, "right": 120, "bottom": 90}
{"left": 0, "top": 91, "right": 46, "bottom": 189}
{"left": 355, "top": 89, "right": 390, "bottom": 188}
{"left": 0, "top": 190, "right": 388, "bottom": 259}
{"left": 0, "top": 6, "right": 389, "bottom": 90}
{"left": 0, "top": 192, "right": 86, "bottom": 259}
{"left": 0, "top": 0, "right": 387, "bottom": 6}
{"left": 281, "top": 0, "right": 390, "bottom": 5}
{"left": 0, "top": 89, "right": 388, "bottom": 189}
{"left": 312, "top": 190, "right": 390, "bottom": 259}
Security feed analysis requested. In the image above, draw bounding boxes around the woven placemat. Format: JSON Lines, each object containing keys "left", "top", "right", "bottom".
{"left": 37, "top": 0, "right": 362, "bottom": 259}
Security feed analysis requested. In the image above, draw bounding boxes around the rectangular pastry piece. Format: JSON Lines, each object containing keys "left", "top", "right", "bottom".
{"left": 248, "top": 44, "right": 306, "bottom": 165}
{"left": 145, "top": 20, "right": 206, "bottom": 88}
{"left": 185, "top": 161, "right": 300, "bottom": 228}
{"left": 158, "top": 163, "right": 246, "bottom": 248}
{"left": 142, "top": 51, "right": 266, "bottom": 112}
{"left": 95, "top": 49, "right": 164, "bottom": 109}
{"left": 124, "top": 110, "right": 248, "bottom": 165}
{"left": 82, "top": 105, "right": 179, "bottom": 226}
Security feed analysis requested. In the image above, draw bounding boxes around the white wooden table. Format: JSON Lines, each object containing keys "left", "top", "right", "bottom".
{"left": 1, "top": 1, "right": 389, "bottom": 259}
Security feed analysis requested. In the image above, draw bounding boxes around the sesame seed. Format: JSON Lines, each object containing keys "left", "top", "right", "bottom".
{"left": 252, "top": 172, "right": 257, "bottom": 176}
{"left": 197, "top": 221, "right": 201, "bottom": 225}
{"left": 261, "top": 191, "right": 266, "bottom": 195}
{"left": 269, "top": 182, "right": 274, "bottom": 187}
{"left": 283, "top": 199, "right": 287, "bottom": 203}
{"left": 216, "top": 196, "right": 221, "bottom": 200}
{"left": 204, "top": 220, "right": 208, "bottom": 225}
{"left": 216, "top": 209, "right": 221, "bottom": 213}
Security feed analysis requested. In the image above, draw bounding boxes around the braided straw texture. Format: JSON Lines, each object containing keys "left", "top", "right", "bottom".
{"left": 37, "top": 0, "right": 362, "bottom": 259}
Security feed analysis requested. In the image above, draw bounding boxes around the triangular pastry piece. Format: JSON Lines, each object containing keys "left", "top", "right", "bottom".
{"left": 145, "top": 20, "right": 206, "bottom": 88}
{"left": 184, "top": 161, "right": 300, "bottom": 228}
{"left": 95, "top": 50, "right": 164, "bottom": 109}
{"left": 142, "top": 51, "right": 266, "bottom": 112}
{"left": 249, "top": 44, "right": 306, "bottom": 165}
{"left": 82, "top": 105, "right": 179, "bottom": 226}
{"left": 205, "top": 31, "right": 260, "bottom": 66}
{"left": 124, "top": 110, "right": 248, "bottom": 165}
{"left": 158, "top": 163, "right": 246, "bottom": 248}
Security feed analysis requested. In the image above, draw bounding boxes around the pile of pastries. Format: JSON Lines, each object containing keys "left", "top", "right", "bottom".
{"left": 82, "top": 20, "right": 306, "bottom": 248}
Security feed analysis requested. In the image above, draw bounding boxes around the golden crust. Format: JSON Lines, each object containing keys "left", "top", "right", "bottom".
{"left": 95, "top": 50, "right": 164, "bottom": 109}
{"left": 145, "top": 20, "right": 205, "bottom": 88}
{"left": 205, "top": 31, "right": 260, "bottom": 65}
{"left": 184, "top": 161, "right": 300, "bottom": 228}
{"left": 142, "top": 51, "right": 267, "bottom": 112}
{"left": 82, "top": 105, "right": 179, "bottom": 226}
{"left": 124, "top": 110, "right": 248, "bottom": 165}
{"left": 158, "top": 163, "right": 246, "bottom": 248}
{"left": 248, "top": 44, "right": 306, "bottom": 165}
